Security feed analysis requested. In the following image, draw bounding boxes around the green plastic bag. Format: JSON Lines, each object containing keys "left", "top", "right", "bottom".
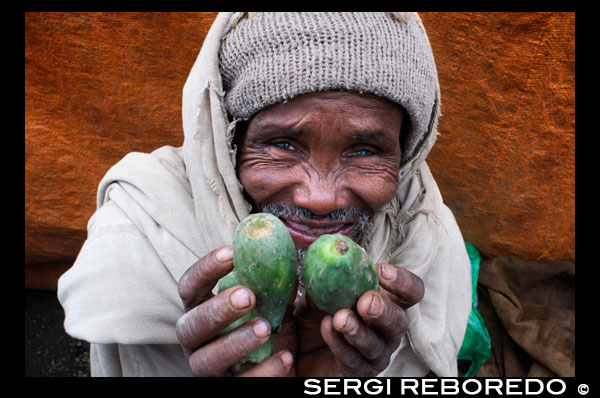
{"left": 457, "top": 242, "right": 491, "bottom": 377}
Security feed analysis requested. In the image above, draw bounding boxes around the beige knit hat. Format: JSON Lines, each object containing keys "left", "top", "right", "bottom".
{"left": 218, "top": 12, "right": 439, "bottom": 163}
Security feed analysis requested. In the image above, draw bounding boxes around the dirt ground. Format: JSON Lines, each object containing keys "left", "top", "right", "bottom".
{"left": 25, "top": 289, "right": 90, "bottom": 377}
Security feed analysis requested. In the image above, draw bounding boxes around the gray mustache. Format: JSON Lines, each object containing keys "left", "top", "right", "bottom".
{"left": 262, "top": 202, "right": 369, "bottom": 223}
{"left": 261, "top": 202, "right": 371, "bottom": 242}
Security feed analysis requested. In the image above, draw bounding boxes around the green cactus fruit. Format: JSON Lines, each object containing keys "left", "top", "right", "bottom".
{"left": 302, "top": 234, "right": 379, "bottom": 314}
{"left": 217, "top": 269, "right": 274, "bottom": 373}
{"left": 217, "top": 213, "right": 296, "bottom": 374}
{"left": 233, "top": 213, "right": 297, "bottom": 334}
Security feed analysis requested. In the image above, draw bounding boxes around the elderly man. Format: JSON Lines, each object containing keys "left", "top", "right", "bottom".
{"left": 58, "top": 12, "right": 471, "bottom": 377}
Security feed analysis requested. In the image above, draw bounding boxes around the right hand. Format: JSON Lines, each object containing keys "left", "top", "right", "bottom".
{"left": 176, "top": 245, "right": 294, "bottom": 376}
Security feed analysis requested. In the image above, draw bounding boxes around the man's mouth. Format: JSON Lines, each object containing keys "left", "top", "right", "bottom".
{"left": 282, "top": 218, "right": 355, "bottom": 250}
{"left": 260, "top": 202, "right": 371, "bottom": 252}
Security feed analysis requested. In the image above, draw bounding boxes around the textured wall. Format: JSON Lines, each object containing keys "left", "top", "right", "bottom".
{"left": 25, "top": 12, "right": 574, "bottom": 289}
{"left": 25, "top": 12, "right": 219, "bottom": 288}
{"left": 421, "top": 12, "right": 575, "bottom": 260}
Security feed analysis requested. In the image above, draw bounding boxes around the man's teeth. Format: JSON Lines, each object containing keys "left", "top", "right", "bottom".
{"left": 288, "top": 220, "right": 345, "bottom": 235}
{"left": 305, "top": 226, "right": 341, "bottom": 235}
{"left": 291, "top": 222, "right": 310, "bottom": 232}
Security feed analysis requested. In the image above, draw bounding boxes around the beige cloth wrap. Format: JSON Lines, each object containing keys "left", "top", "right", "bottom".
{"left": 58, "top": 12, "right": 471, "bottom": 377}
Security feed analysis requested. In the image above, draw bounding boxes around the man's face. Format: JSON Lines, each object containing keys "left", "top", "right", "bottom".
{"left": 235, "top": 90, "right": 404, "bottom": 251}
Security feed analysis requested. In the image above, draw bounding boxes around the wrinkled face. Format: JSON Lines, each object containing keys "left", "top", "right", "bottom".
{"left": 235, "top": 90, "right": 404, "bottom": 251}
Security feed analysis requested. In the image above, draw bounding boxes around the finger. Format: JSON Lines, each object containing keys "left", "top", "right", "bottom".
{"left": 237, "top": 350, "right": 294, "bottom": 377}
{"left": 188, "top": 317, "right": 271, "bottom": 377}
{"left": 320, "top": 314, "right": 364, "bottom": 373}
{"left": 176, "top": 286, "right": 255, "bottom": 350}
{"left": 178, "top": 245, "right": 234, "bottom": 310}
{"left": 377, "top": 263, "right": 424, "bottom": 309}
{"left": 356, "top": 290, "right": 408, "bottom": 346}
{"left": 331, "top": 309, "right": 386, "bottom": 362}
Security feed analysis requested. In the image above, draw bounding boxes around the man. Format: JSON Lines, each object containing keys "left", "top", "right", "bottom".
{"left": 58, "top": 12, "right": 471, "bottom": 377}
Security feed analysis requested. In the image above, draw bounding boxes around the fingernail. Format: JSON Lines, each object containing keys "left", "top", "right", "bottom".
{"left": 253, "top": 319, "right": 271, "bottom": 338}
{"left": 216, "top": 246, "right": 233, "bottom": 262}
{"left": 368, "top": 294, "right": 382, "bottom": 315}
{"left": 280, "top": 351, "right": 293, "bottom": 367}
{"left": 230, "top": 287, "right": 251, "bottom": 309}
{"left": 380, "top": 263, "right": 395, "bottom": 280}
{"left": 341, "top": 314, "right": 356, "bottom": 333}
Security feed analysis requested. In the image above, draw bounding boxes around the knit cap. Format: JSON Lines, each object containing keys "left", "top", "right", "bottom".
{"left": 218, "top": 12, "right": 440, "bottom": 163}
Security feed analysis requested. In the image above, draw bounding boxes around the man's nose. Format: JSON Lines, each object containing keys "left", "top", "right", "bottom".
{"left": 292, "top": 177, "right": 348, "bottom": 216}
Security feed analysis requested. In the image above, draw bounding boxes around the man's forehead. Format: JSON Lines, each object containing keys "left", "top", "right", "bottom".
{"left": 247, "top": 91, "right": 404, "bottom": 134}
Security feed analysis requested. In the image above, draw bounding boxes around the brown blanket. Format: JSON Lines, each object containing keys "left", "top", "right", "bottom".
{"left": 475, "top": 257, "right": 575, "bottom": 377}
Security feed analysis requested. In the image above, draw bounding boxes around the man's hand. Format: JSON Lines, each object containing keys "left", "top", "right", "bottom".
{"left": 295, "top": 263, "right": 424, "bottom": 377}
{"left": 175, "top": 245, "right": 294, "bottom": 376}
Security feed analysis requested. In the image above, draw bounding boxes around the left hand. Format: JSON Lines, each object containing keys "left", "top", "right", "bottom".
{"left": 294, "top": 263, "right": 424, "bottom": 377}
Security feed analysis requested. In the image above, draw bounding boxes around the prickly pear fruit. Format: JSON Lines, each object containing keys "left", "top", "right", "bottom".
{"left": 233, "top": 213, "right": 297, "bottom": 334}
{"left": 302, "top": 234, "right": 379, "bottom": 314}
{"left": 217, "top": 269, "right": 273, "bottom": 374}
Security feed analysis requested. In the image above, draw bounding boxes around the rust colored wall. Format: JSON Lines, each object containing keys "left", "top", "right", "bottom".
{"left": 421, "top": 12, "right": 574, "bottom": 261}
{"left": 25, "top": 12, "right": 219, "bottom": 289}
{"left": 25, "top": 12, "right": 574, "bottom": 289}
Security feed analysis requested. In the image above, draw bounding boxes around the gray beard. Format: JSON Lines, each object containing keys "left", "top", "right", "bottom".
{"left": 261, "top": 202, "right": 371, "bottom": 287}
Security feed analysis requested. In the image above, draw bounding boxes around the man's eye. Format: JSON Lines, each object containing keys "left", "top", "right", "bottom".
{"left": 355, "top": 149, "right": 373, "bottom": 156}
{"left": 273, "top": 141, "right": 294, "bottom": 150}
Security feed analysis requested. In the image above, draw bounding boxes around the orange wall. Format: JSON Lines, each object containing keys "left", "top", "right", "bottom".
{"left": 421, "top": 13, "right": 574, "bottom": 261}
{"left": 25, "top": 12, "right": 574, "bottom": 289}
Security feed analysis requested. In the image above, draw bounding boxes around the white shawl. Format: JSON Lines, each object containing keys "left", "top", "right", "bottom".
{"left": 58, "top": 12, "right": 471, "bottom": 377}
